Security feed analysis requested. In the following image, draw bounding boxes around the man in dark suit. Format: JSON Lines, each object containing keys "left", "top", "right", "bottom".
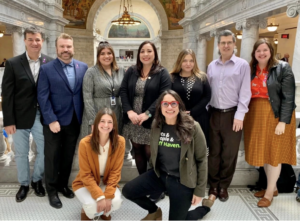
{"left": 281, "top": 53, "right": 289, "bottom": 62}
{"left": 2, "top": 26, "right": 53, "bottom": 202}
{"left": 37, "top": 33, "right": 88, "bottom": 209}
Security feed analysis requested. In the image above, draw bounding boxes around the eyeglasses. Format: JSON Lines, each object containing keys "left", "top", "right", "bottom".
{"left": 98, "top": 41, "right": 109, "bottom": 46}
{"left": 219, "top": 41, "right": 233, "bottom": 46}
{"left": 161, "top": 101, "right": 179, "bottom": 108}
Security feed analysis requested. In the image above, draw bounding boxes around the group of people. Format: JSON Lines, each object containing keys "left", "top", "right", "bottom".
{"left": 2, "top": 26, "right": 297, "bottom": 220}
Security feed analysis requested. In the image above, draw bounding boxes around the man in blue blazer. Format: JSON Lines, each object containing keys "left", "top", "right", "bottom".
{"left": 37, "top": 33, "right": 88, "bottom": 209}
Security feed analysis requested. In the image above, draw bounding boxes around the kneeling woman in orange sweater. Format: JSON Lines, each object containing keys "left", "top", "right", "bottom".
{"left": 72, "top": 108, "right": 125, "bottom": 220}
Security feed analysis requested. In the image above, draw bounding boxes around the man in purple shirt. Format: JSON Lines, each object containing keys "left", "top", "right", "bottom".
{"left": 207, "top": 30, "right": 251, "bottom": 202}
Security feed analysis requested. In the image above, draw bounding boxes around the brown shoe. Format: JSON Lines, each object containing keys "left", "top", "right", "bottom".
{"left": 100, "top": 214, "right": 112, "bottom": 220}
{"left": 142, "top": 207, "right": 162, "bottom": 220}
{"left": 257, "top": 197, "right": 273, "bottom": 207}
{"left": 219, "top": 188, "right": 229, "bottom": 202}
{"left": 254, "top": 189, "right": 278, "bottom": 198}
{"left": 208, "top": 187, "right": 218, "bottom": 198}
{"left": 81, "top": 209, "right": 92, "bottom": 220}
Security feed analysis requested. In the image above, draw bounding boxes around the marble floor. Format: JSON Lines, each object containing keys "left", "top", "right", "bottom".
{"left": 0, "top": 183, "right": 299, "bottom": 220}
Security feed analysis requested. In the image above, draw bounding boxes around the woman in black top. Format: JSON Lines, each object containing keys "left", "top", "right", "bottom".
{"left": 120, "top": 41, "right": 171, "bottom": 176}
{"left": 170, "top": 49, "right": 211, "bottom": 147}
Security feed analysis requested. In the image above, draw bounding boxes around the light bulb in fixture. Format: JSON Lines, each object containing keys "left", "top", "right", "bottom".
{"left": 236, "top": 33, "right": 242, "bottom": 39}
{"left": 267, "top": 23, "right": 279, "bottom": 32}
{"left": 274, "top": 39, "right": 278, "bottom": 44}
{"left": 0, "top": 31, "right": 4, "bottom": 38}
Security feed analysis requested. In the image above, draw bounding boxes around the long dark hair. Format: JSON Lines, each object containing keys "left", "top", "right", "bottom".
{"left": 90, "top": 108, "right": 119, "bottom": 155}
{"left": 249, "top": 38, "right": 278, "bottom": 74}
{"left": 136, "top": 41, "right": 162, "bottom": 77}
{"left": 152, "top": 90, "right": 194, "bottom": 144}
{"left": 96, "top": 42, "right": 119, "bottom": 72}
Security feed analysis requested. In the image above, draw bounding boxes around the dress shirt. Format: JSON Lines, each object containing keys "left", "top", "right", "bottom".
{"left": 207, "top": 54, "right": 251, "bottom": 121}
{"left": 26, "top": 51, "right": 41, "bottom": 83}
{"left": 59, "top": 59, "right": 76, "bottom": 91}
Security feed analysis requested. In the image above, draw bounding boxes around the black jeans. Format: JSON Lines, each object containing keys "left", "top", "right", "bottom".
{"left": 122, "top": 170, "right": 194, "bottom": 220}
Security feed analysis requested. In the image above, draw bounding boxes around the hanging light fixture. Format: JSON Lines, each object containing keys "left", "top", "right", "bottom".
{"left": 236, "top": 33, "right": 242, "bottom": 40}
{"left": 274, "top": 39, "right": 278, "bottom": 44}
{"left": 267, "top": 23, "right": 279, "bottom": 32}
{"left": 0, "top": 31, "right": 4, "bottom": 38}
{"left": 111, "top": 0, "right": 141, "bottom": 26}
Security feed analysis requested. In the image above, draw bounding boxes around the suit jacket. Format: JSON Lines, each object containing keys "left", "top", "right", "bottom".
{"left": 37, "top": 58, "right": 88, "bottom": 126}
{"left": 72, "top": 135, "right": 125, "bottom": 199}
{"left": 2, "top": 52, "right": 53, "bottom": 129}
{"left": 149, "top": 121, "right": 207, "bottom": 197}
{"left": 120, "top": 65, "right": 171, "bottom": 129}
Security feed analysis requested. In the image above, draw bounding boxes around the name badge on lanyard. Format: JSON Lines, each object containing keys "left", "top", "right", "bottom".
{"left": 111, "top": 96, "right": 116, "bottom": 106}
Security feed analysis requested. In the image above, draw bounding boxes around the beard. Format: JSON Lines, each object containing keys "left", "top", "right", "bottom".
{"left": 57, "top": 51, "right": 74, "bottom": 60}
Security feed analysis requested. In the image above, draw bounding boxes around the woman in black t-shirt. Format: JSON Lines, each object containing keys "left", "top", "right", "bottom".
{"left": 122, "top": 90, "right": 211, "bottom": 220}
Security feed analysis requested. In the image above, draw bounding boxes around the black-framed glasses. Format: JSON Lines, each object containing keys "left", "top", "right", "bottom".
{"left": 161, "top": 101, "right": 179, "bottom": 108}
{"left": 98, "top": 41, "right": 109, "bottom": 46}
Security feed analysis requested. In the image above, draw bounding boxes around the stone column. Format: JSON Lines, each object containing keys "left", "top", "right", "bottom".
{"left": 287, "top": 3, "right": 300, "bottom": 81}
{"left": 41, "top": 34, "right": 49, "bottom": 55}
{"left": 210, "top": 30, "right": 222, "bottom": 60}
{"left": 6, "top": 26, "right": 25, "bottom": 57}
{"left": 236, "top": 18, "right": 267, "bottom": 63}
{"left": 196, "top": 34, "right": 210, "bottom": 72}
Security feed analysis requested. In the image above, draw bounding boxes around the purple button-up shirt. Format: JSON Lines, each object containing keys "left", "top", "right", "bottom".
{"left": 207, "top": 54, "right": 251, "bottom": 121}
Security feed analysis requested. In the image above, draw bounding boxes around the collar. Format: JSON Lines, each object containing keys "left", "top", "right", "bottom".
{"left": 58, "top": 58, "right": 74, "bottom": 68}
{"left": 215, "top": 53, "right": 237, "bottom": 65}
{"left": 256, "top": 65, "right": 268, "bottom": 72}
{"left": 26, "top": 51, "right": 41, "bottom": 61}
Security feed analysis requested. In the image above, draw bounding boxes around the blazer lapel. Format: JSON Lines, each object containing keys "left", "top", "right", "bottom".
{"left": 20, "top": 53, "right": 35, "bottom": 85}
{"left": 92, "top": 148, "right": 101, "bottom": 183}
{"left": 151, "top": 127, "right": 161, "bottom": 156}
{"left": 180, "top": 142, "right": 189, "bottom": 161}
{"left": 53, "top": 58, "right": 73, "bottom": 92}
{"left": 73, "top": 60, "right": 79, "bottom": 92}
{"left": 103, "top": 142, "right": 112, "bottom": 180}
{"left": 39, "top": 54, "right": 49, "bottom": 65}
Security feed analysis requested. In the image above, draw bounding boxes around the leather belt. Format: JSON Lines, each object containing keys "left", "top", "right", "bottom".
{"left": 211, "top": 106, "right": 237, "bottom": 113}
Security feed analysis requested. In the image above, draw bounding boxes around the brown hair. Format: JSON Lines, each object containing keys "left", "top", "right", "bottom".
{"left": 96, "top": 42, "right": 119, "bottom": 72}
{"left": 55, "top": 33, "right": 73, "bottom": 47}
{"left": 90, "top": 108, "right": 119, "bottom": 155}
{"left": 136, "top": 41, "right": 162, "bottom": 77}
{"left": 23, "top": 26, "right": 44, "bottom": 40}
{"left": 152, "top": 90, "right": 194, "bottom": 144}
{"left": 170, "top": 49, "right": 207, "bottom": 81}
{"left": 250, "top": 38, "right": 278, "bottom": 74}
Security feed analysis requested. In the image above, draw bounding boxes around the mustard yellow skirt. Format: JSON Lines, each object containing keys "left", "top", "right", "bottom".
{"left": 244, "top": 98, "right": 296, "bottom": 167}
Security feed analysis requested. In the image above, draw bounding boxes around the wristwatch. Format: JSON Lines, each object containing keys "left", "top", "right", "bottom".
{"left": 145, "top": 110, "right": 152, "bottom": 118}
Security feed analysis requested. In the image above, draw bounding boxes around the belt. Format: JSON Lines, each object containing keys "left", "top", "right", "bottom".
{"left": 211, "top": 106, "right": 237, "bottom": 113}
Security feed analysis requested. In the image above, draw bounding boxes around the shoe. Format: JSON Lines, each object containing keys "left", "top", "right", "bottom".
{"left": 48, "top": 194, "right": 62, "bottom": 209}
{"left": 202, "top": 198, "right": 214, "bottom": 208}
{"left": 219, "top": 188, "right": 229, "bottom": 202}
{"left": 142, "top": 207, "right": 162, "bottom": 220}
{"left": 57, "top": 187, "right": 75, "bottom": 198}
{"left": 149, "top": 192, "right": 165, "bottom": 203}
{"left": 81, "top": 208, "right": 92, "bottom": 220}
{"left": 16, "top": 185, "right": 29, "bottom": 202}
{"left": 31, "top": 180, "right": 45, "bottom": 197}
{"left": 100, "top": 214, "right": 112, "bottom": 220}
{"left": 208, "top": 187, "right": 218, "bottom": 198}
{"left": 257, "top": 197, "right": 272, "bottom": 207}
{"left": 295, "top": 186, "right": 300, "bottom": 193}
{"left": 254, "top": 189, "right": 278, "bottom": 198}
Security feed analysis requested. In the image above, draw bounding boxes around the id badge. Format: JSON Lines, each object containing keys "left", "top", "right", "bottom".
{"left": 111, "top": 96, "right": 116, "bottom": 106}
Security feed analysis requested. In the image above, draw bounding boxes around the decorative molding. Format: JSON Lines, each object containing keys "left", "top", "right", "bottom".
{"left": 197, "top": 34, "right": 211, "bottom": 41}
{"left": 236, "top": 18, "right": 267, "bottom": 30}
{"left": 286, "top": 1, "right": 300, "bottom": 18}
{"left": 5, "top": 26, "right": 24, "bottom": 35}
{"left": 209, "top": 29, "right": 224, "bottom": 38}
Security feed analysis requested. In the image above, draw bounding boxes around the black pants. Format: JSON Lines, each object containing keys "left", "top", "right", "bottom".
{"left": 208, "top": 109, "right": 242, "bottom": 188}
{"left": 122, "top": 170, "right": 194, "bottom": 220}
{"left": 44, "top": 112, "right": 80, "bottom": 196}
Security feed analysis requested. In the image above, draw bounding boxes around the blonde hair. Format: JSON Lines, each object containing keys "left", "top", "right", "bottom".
{"left": 55, "top": 33, "right": 73, "bottom": 47}
{"left": 170, "top": 49, "right": 207, "bottom": 81}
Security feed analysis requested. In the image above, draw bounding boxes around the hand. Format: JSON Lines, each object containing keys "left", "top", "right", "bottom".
{"left": 138, "top": 113, "right": 149, "bottom": 126}
{"left": 4, "top": 125, "right": 16, "bottom": 135}
{"left": 127, "top": 110, "right": 140, "bottom": 125}
{"left": 49, "top": 121, "right": 61, "bottom": 133}
{"left": 185, "top": 111, "right": 190, "bottom": 115}
{"left": 232, "top": 119, "right": 243, "bottom": 132}
{"left": 275, "top": 122, "right": 286, "bottom": 135}
{"left": 97, "top": 198, "right": 106, "bottom": 214}
{"left": 104, "top": 199, "right": 112, "bottom": 214}
{"left": 191, "top": 195, "right": 202, "bottom": 206}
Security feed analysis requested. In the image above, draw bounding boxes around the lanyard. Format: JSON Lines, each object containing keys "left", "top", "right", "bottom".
{"left": 103, "top": 70, "right": 115, "bottom": 97}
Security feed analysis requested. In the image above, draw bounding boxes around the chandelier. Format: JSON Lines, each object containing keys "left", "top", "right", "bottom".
{"left": 267, "top": 23, "right": 279, "bottom": 32}
{"left": 111, "top": 0, "right": 141, "bottom": 26}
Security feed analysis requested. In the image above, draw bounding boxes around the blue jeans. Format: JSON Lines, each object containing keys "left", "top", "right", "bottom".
{"left": 297, "top": 173, "right": 300, "bottom": 188}
{"left": 12, "top": 110, "right": 44, "bottom": 186}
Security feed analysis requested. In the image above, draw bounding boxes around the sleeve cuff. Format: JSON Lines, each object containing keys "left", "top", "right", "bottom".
{"left": 234, "top": 111, "right": 245, "bottom": 121}
{"left": 96, "top": 196, "right": 105, "bottom": 202}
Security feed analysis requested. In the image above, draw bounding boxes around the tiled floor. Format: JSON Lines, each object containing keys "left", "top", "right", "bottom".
{"left": 0, "top": 183, "right": 299, "bottom": 220}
